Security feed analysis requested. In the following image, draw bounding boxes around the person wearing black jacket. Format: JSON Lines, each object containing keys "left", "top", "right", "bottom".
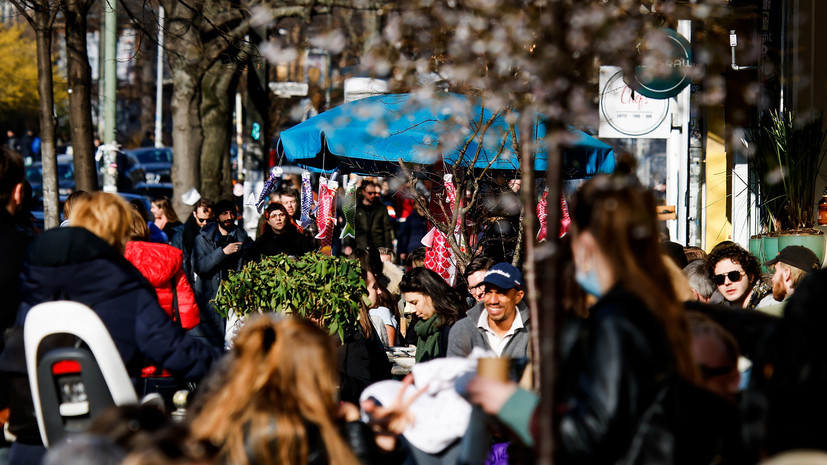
{"left": 0, "top": 147, "right": 29, "bottom": 337}
{"left": 355, "top": 181, "right": 394, "bottom": 251}
{"left": 0, "top": 193, "right": 220, "bottom": 465}
{"left": 171, "top": 199, "right": 214, "bottom": 285}
{"left": 246, "top": 202, "right": 315, "bottom": 262}
{"left": 191, "top": 199, "right": 251, "bottom": 349}
{"left": 464, "top": 176, "right": 738, "bottom": 464}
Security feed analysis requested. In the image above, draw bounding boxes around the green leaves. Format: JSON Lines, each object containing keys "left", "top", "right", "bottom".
{"left": 750, "top": 110, "right": 827, "bottom": 231}
{"left": 212, "top": 253, "right": 365, "bottom": 340}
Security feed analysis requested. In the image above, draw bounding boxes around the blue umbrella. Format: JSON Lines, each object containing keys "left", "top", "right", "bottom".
{"left": 277, "top": 93, "right": 614, "bottom": 178}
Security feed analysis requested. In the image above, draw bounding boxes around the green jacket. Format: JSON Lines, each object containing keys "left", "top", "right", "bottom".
{"left": 355, "top": 201, "right": 394, "bottom": 250}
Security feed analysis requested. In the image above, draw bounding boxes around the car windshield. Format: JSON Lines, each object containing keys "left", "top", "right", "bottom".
{"left": 133, "top": 149, "right": 172, "bottom": 164}
{"left": 25, "top": 163, "right": 74, "bottom": 183}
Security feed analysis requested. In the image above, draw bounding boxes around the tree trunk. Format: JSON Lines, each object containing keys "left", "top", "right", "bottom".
{"left": 169, "top": 67, "right": 203, "bottom": 217}
{"left": 33, "top": 11, "right": 58, "bottom": 228}
{"left": 9, "top": 0, "right": 60, "bottom": 229}
{"left": 199, "top": 60, "right": 239, "bottom": 202}
{"left": 164, "top": 0, "right": 204, "bottom": 218}
{"left": 61, "top": 0, "right": 97, "bottom": 192}
{"left": 138, "top": 31, "right": 156, "bottom": 143}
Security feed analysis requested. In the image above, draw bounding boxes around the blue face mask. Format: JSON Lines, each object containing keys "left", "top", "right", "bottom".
{"left": 575, "top": 266, "right": 603, "bottom": 298}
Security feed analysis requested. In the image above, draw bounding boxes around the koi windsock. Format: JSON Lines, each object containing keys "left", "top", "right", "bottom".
{"left": 423, "top": 174, "right": 458, "bottom": 286}
{"left": 537, "top": 189, "right": 548, "bottom": 242}
{"left": 300, "top": 171, "right": 313, "bottom": 229}
{"left": 443, "top": 174, "right": 467, "bottom": 254}
{"left": 340, "top": 174, "right": 358, "bottom": 240}
{"left": 537, "top": 190, "right": 570, "bottom": 242}
{"left": 315, "top": 177, "right": 338, "bottom": 254}
{"left": 256, "top": 167, "right": 283, "bottom": 213}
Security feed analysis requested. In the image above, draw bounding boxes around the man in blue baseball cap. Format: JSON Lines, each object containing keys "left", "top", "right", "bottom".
{"left": 447, "top": 262, "right": 530, "bottom": 358}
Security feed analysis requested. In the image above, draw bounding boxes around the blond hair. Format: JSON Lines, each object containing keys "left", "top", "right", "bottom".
{"left": 71, "top": 192, "right": 132, "bottom": 253}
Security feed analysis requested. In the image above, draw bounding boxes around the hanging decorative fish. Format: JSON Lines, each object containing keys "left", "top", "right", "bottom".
{"left": 443, "top": 174, "right": 467, "bottom": 254}
{"left": 256, "top": 166, "right": 283, "bottom": 214}
{"left": 423, "top": 228, "right": 455, "bottom": 286}
{"left": 300, "top": 171, "right": 313, "bottom": 229}
{"left": 537, "top": 190, "right": 571, "bottom": 241}
{"left": 315, "top": 177, "right": 338, "bottom": 254}
{"left": 537, "top": 188, "right": 548, "bottom": 242}
{"left": 340, "top": 174, "right": 358, "bottom": 240}
{"left": 560, "top": 193, "right": 571, "bottom": 238}
{"left": 423, "top": 174, "right": 458, "bottom": 286}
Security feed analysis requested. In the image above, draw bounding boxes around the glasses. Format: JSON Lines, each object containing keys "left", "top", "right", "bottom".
{"left": 713, "top": 270, "right": 744, "bottom": 286}
{"left": 195, "top": 217, "right": 214, "bottom": 225}
{"left": 364, "top": 191, "right": 379, "bottom": 196}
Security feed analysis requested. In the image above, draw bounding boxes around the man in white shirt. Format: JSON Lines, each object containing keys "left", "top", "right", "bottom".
{"left": 447, "top": 263, "right": 530, "bottom": 358}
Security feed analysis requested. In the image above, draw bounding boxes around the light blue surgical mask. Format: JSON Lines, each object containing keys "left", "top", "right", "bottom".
{"left": 575, "top": 266, "right": 603, "bottom": 298}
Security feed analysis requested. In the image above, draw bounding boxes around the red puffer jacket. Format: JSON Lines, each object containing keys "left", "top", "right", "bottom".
{"left": 125, "top": 241, "right": 200, "bottom": 330}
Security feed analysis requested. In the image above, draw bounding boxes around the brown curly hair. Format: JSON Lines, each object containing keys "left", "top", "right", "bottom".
{"left": 705, "top": 243, "right": 762, "bottom": 287}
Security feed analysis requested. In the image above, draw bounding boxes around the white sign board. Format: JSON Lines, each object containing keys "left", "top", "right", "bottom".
{"left": 599, "top": 66, "right": 671, "bottom": 139}
{"left": 344, "top": 78, "right": 389, "bottom": 102}
{"left": 269, "top": 82, "right": 309, "bottom": 98}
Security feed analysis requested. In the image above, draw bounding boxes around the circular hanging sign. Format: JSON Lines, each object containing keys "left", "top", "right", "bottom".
{"left": 628, "top": 28, "right": 692, "bottom": 100}
{"left": 600, "top": 69, "right": 670, "bottom": 137}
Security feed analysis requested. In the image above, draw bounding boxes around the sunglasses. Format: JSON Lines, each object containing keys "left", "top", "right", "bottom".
{"left": 713, "top": 270, "right": 744, "bottom": 286}
{"left": 195, "top": 217, "right": 214, "bottom": 224}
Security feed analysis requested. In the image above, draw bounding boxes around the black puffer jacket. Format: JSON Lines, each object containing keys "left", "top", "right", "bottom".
{"left": 0, "top": 227, "right": 221, "bottom": 445}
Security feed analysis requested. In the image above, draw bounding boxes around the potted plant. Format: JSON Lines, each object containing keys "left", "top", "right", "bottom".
{"left": 749, "top": 110, "right": 827, "bottom": 269}
{"left": 212, "top": 253, "right": 366, "bottom": 340}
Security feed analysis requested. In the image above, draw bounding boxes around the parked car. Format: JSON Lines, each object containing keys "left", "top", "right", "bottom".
{"left": 131, "top": 182, "right": 173, "bottom": 201}
{"left": 118, "top": 191, "right": 153, "bottom": 216}
{"left": 26, "top": 161, "right": 75, "bottom": 197}
{"left": 29, "top": 194, "right": 66, "bottom": 232}
{"left": 125, "top": 147, "right": 172, "bottom": 185}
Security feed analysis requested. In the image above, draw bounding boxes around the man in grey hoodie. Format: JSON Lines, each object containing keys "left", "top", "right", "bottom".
{"left": 447, "top": 263, "right": 530, "bottom": 358}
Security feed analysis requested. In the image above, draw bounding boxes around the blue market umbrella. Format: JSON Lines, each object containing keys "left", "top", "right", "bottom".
{"left": 277, "top": 93, "right": 615, "bottom": 178}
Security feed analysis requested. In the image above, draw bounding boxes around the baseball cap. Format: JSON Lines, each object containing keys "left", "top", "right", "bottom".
{"left": 764, "top": 245, "right": 821, "bottom": 271}
{"left": 480, "top": 263, "right": 524, "bottom": 290}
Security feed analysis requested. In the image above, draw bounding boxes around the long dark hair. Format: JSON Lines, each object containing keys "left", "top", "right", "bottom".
{"left": 570, "top": 175, "right": 698, "bottom": 382}
{"left": 399, "top": 267, "right": 463, "bottom": 328}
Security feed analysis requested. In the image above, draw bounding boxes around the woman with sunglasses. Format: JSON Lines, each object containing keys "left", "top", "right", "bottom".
{"left": 705, "top": 243, "right": 773, "bottom": 309}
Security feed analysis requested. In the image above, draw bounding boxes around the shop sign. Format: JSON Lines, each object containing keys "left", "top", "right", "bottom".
{"left": 628, "top": 28, "right": 693, "bottom": 99}
{"left": 599, "top": 66, "right": 671, "bottom": 139}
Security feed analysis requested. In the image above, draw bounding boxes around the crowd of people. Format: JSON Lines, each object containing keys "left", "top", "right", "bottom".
{"left": 2, "top": 144, "right": 827, "bottom": 465}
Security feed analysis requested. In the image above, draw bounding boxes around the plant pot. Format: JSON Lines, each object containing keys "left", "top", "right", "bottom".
{"left": 776, "top": 232, "right": 826, "bottom": 267}
{"left": 749, "top": 236, "right": 764, "bottom": 264}
{"left": 751, "top": 235, "right": 779, "bottom": 274}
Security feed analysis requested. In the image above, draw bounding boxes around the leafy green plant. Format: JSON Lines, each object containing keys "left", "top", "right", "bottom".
{"left": 212, "top": 253, "right": 366, "bottom": 340}
{"left": 750, "top": 110, "right": 827, "bottom": 232}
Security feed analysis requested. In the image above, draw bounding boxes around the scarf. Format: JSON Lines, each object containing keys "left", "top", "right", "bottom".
{"left": 414, "top": 315, "right": 442, "bottom": 363}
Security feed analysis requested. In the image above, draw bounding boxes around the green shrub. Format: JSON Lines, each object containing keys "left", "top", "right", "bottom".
{"left": 212, "top": 253, "right": 366, "bottom": 340}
